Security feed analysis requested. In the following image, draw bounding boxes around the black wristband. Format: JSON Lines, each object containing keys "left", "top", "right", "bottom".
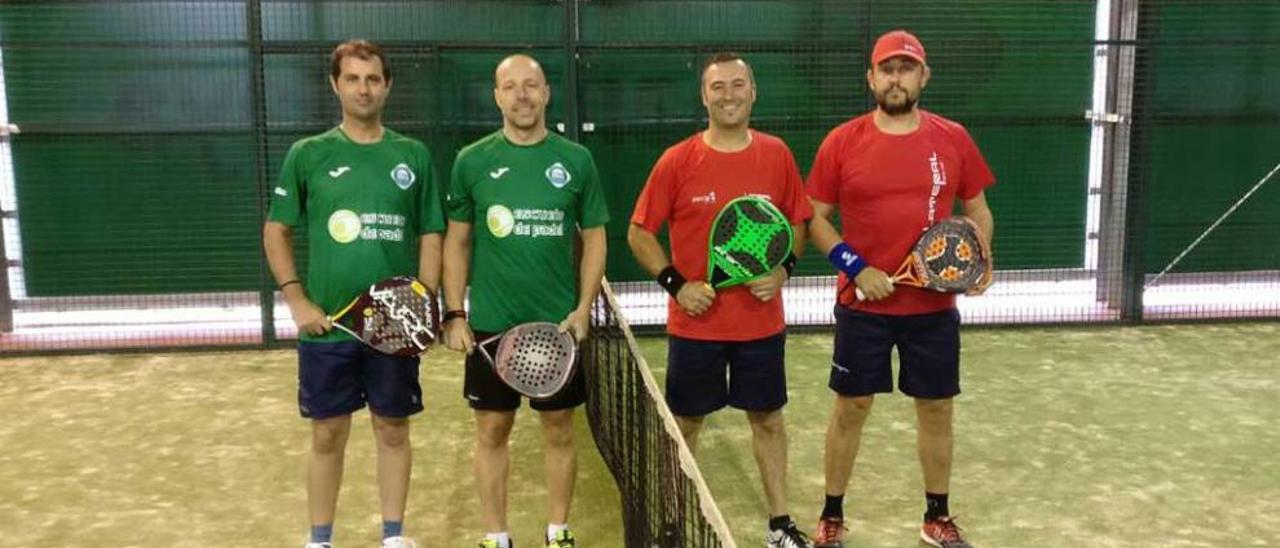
{"left": 278, "top": 279, "right": 301, "bottom": 290}
{"left": 655, "top": 266, "right": 687, "bottom": 298}
{"left": 443, "top": 310, "right": 467, "bottom": 322}
{"left": 781, "top": 252, "right": 797, "bottom": 277}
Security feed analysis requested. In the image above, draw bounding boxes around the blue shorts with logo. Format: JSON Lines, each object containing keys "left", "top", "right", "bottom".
{"left": 830, "top": 306, "right": 961, "bottom": 399}
{"left": 297, "top": 341, "right": 424, "bottom": 419}
{"left": 665, "top": 331, "right": 788, "bottom": 417}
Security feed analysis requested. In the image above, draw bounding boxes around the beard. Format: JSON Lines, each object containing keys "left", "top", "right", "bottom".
{"left": 875, "top": 86, "right": 918, "bottom": 116}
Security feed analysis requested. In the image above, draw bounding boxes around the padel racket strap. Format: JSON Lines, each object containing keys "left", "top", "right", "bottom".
{"left": 828, "top": 242, "right": 868, "bottom": 278}
{"left": 656, "top": 266, "right": 687, "bottom": 298}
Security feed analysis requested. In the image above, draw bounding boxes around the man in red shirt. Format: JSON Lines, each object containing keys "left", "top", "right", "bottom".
{"left": 806, "top": 31, "right": 995, "bottom": 548}
{"left": 628, "top": 53, "right": 815, "bottom": 548}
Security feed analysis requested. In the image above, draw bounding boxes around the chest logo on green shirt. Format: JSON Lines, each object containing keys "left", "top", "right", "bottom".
{"left": 487, "top": 205, "right": 515, "bottom": 238}
{"left": 545, "top": 162, "right": 571, "bottom": 189}
{"left": 487, "top": 204, "right": 565, "bottom": 239}
{"left": 391, "top": 163, "right": 416, "bottom": 190}
{"left": 328, "top": 209, "right": 408, "bottom": 243}
{"left": 328, "top": 209, "right": 362, "bottom": 243}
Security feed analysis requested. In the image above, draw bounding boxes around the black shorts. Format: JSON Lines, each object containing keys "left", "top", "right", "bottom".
{"left": 829, "top": 307, "right": 961, "bottom": 399}
{"left": 462, "top": 330, "right": 586, "bottom": 412}
{"left": 665, "top": 331, "right": 788, "bottom": 417}
{"left": 297, "top": 341, "right": 424, "bottom": 419}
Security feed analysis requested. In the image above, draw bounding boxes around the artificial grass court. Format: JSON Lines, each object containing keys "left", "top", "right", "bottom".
{"left": 1, "top": 323, "right": 1276, "bottom": 547}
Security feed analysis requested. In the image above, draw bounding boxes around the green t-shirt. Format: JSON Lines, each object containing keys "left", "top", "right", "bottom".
{"left": 267, "top": 127, "right": 446, "bottom": 342}
{"left": 448, "top": 131, "right": 610, "bottom": 332}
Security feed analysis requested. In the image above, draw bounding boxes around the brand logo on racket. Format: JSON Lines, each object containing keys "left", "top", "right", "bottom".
{"left": 390, "top": 163, "right": 416, "bottom": 190}
{"left": 489, "top": 167, "right": 510, "bottom": 179}
{"left": 545, "top": 162, "right": 571, "bottom": 188}
{"left": 329, "top": 166, "right": 351, "bottom": 178}
{"left": 486, "top": 204, "right": 515, "bottom": 238}
{"left": 327, "top": 209, "right": 362, "bottom": 244}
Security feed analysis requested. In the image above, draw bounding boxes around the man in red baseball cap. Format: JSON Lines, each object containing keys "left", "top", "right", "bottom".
{"left": 806, "top": 29, "right": 995, "bottom": 548}
{"left": 871, "top": 29, "right": 927, "bottom": 65}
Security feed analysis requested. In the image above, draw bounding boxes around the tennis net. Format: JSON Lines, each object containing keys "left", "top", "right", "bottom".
{"left": 584, "top": 279, "right": 737, "bottom": 548}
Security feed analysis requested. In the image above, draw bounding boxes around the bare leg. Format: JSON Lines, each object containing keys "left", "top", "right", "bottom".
{"left": 747, "top": 409, "right": 789, "bottom": 517}
{"left": 372, "top": 413, "right": 412, "bottom": 523}
{"left": 474, "top": 410, "right": 516, "bottom": 533}
{"left": 539, "top": 408, "right": 577, "bottom": 525}
{"left": 823, "top": 395, "right": 874, "bottom": 497}
{"left": 915, "top": 398, "right": 954, "bottom": 495}
{"left": 308, "top": 415, "right": 353, "bottom": 527}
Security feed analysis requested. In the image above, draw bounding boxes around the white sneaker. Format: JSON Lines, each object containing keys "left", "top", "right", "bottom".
{"left": 381, "top": 536, "right": 416, "bottom": 548}
{"left": 766, "top": 521, "right": 815, "bottom": 548}
{"left": 304, "top": 543, "right": 332, "bottom": 548}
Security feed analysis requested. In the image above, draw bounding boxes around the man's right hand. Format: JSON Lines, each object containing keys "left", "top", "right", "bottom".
{"left": 444, "top": 318, "right": 476, "bottom": 354}
{"left": 288, "top": 299, "right": 332, "bottom": 336}
{"left": 854, "top": 267, "right": 895, "bottom": 301}
{"left": 676, "top": 281, "right": 716, "bottom": 316}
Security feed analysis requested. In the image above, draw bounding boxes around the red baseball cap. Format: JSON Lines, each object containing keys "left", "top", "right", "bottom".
{"left": 871, "top": 30, "right": 926, "bottom": 65}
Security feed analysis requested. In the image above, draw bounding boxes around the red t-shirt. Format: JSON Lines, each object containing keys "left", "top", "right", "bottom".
{"left": 632, "top": 130, "right": 814, "bottom": 341}
{"left": 807, "top": 110, "right": 995, "bottom": 315}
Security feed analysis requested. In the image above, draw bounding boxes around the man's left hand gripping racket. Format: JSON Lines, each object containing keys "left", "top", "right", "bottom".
{"left": 329, "top": 276, "right": 441, "bottom": 357}
{"left": 707, "top": 196, "right": 794, "bottom": 289}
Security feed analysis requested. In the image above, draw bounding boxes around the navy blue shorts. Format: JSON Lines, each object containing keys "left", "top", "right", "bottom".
{"left": 829, "top": 307, "right": 961, "bottom": 399}
{"left": 665, "top": 331, "right": 788, "bottom": 417}
{"left": 462, "top": 330, "right": 586, "bottom": 412}
{"left": 297, "top": 341, "right": 424, "bottom": 419}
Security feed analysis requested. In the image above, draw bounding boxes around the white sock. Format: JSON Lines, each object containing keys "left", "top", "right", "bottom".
{"left": 485, "top": 532, "right": 511, "bottom": 548}
{"left": 547, "top": 523, "right": 569, "bottom": 541}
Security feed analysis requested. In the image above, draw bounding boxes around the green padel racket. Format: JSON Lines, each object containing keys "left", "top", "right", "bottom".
{"left": 707, "top": 196, "right": 794, "bottom": 289}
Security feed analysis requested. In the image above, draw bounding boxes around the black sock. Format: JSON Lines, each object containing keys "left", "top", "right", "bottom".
{"left": 768, "top": 514, "right": 793, "bottom": 531}
{"left": 822, "top": 494, "right": 844, "bottom": 519}
{"left": 925, "top": 492, "right": 950, "bottom": 521}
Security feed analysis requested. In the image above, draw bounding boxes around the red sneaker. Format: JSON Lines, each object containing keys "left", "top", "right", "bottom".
{"left": 920, "top": 516, "right": 972, "bottom": 548}
{"left": 812, "top": 516, "right": 846, "bottom": 548}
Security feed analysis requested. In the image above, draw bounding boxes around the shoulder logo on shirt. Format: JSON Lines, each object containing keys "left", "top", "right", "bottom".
{"left": 274, "top": 186, "right": 288, "bottom": 197}
{"left": 489, "top": 166, "right": 510, "bottom": 179}
{"left": 390, "top": 163, "right": 416, "bottom": 190}
{"left": 545, "top": 162, "right": 571, "bottom": 189}
{"left": 691, "top": 191, "right": 717, "bottom": 205}
{"left": 328, "top": 166, "right": 351, "bottom": 178}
